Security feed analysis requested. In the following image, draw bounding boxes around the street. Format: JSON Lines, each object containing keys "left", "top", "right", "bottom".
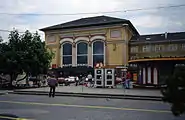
{"left": 0, "top": 94, "right": 185, "bottom": 120}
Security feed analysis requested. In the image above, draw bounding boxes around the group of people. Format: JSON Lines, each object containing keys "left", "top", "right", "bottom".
{"left": 47, "top": 71, "right": 132, "bottom": 97}
{"left": 47, "top": 73, "right": 93, "bottom": 97}
{"left": 74, "top": 73, "right": 93, "bottom": 87}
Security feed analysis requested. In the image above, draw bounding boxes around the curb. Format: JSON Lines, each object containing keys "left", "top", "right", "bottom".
{"left": 13, "top": 90, "right": 162, "bottom": 98}
{"left": 11, "top": 91, "right": 163, "bottom": 101}
{"left": 0, "top": 91, "right": 8, "bottom": 95}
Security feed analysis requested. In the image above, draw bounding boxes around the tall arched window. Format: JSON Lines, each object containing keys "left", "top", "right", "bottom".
{"left": 77, "top": 42, "right": 88, "bottom": 65}
{"left": 92, "top": 41, "right": 104, "bottom": 66}
{"left": 62, "top": 43, "right": 72, "bottom": 65}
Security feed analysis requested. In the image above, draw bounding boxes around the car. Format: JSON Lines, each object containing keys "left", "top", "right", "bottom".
{"left": 57, "top": 77, "right": 66, "bottom": 84}
{"left": 65, "top": 76, "right": 76, "bottom": 83}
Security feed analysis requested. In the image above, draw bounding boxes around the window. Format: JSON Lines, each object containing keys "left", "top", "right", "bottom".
{"left": 77, "top": 42, "right": 88, "bottom": 65}
{"left": 130, "top": 46, "right": 138, "bottom": 53}
{"left": 106, "top": 75, "right": 112, "bottom": 79}
{"left": 168, "top": 44, "right": 178, "bottom": 51}
{"left": 62, "top": 43, "right": 72, "bottom": 66}
{"left": 155, "top": 45, "right": 163, "bottom": 52}
{"left": 142, "top": 45, "right": 150, "bottom": 52}
{"left": 181, "top": 44, "right": 185, "bottom": 50}
{"left": 93, "top": 41, "right": 104, "bottom": 66}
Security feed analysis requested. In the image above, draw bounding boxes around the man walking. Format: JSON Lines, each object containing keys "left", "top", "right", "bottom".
{"left": 48, "top": 75, "right": 58, "bottom": 97}
{"left": 126, "top": 72, "right": 132, "bottom": 89}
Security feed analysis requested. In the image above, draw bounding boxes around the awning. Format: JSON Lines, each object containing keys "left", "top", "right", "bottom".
{"left": 129, "top": 57, "right": 185, "bottom": 63}
{"left": 53, "top": 66, "right": 94, "bottom": 73}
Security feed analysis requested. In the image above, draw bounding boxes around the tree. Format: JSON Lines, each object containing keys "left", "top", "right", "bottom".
{"left": 162, "top": 64, "right": 185, "bottom": 116}
{"left": 0, "top": 30, "right": 53, "bottom": 87}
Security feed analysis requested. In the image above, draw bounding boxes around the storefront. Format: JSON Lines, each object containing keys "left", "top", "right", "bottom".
{"left": 129, "top": 58, "right": 185, "bottom": 86}
{"left": 51, "top": 66, "right": 94, "bottom": 78}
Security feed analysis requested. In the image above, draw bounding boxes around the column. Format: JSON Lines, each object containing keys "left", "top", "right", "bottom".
{"left": 88, "top": 43, "right": 92, "bottom": 67}
{"left": 153, "top": 67, "right": 158, "bottom": 85}
{"left": 72, "top": 44, "right": 76, "bottom": 66}
{"left": 60, "top": 45, "right": 63, "bottom": 67}
{"left": 143, "top": 67, "right": 146, "bottom": 84}
{"left": 147, "top": 67, "right": 152, "bottom": 84}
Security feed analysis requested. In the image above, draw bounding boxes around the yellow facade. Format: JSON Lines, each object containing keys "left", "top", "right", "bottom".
{"left": 45, "top": 25, "right": 133, "bottom": 68}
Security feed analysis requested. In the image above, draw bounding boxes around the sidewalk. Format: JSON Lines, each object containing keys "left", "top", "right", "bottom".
{"left": 0, "top": 90, "right": 8, "bottom": 95}
{"left": 14, "top": 85, "right": 162, "bottom": 98}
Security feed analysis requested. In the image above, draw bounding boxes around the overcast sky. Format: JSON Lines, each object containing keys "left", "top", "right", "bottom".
{"left": 0, "top": 0, "right": 185, "bottom": 41}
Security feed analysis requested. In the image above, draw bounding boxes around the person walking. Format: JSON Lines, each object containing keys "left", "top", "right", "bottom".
{"left": 126, "top": 72, "right": 132, "bottom": 89}
{"left": 77, "top": 74, "right": 82, "bottom": 86}
{"left": 48, "top": 75, "right": 58, "bottom": 97}
{"left": 87, "top": 73, "right": 93, "bottom": 87}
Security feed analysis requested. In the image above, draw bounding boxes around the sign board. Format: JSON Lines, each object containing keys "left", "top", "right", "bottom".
{"left": 62, "top": 64, "right": 88, "bottom": 67}
{"left": 133, "top": 73, "right": 137, "bottom": 81}
{"left": 116, "top": 66, "right": 128, "bottom": 69}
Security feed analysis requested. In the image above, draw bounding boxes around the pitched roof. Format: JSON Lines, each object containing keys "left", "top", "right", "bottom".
{"left": 131, "top": 32, "right": 185, "bottom": 42}
{"left": 40, "top": 15, "right": 139, "bottom": 35}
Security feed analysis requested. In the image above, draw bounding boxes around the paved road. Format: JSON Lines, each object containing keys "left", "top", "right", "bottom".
{"left": 0, "top": 94, "right": 184, "bottom": 120}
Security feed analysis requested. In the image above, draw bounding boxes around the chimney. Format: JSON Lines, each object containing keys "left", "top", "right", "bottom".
{"left": 165, "top": 32, "right": 168, "bottom": 39}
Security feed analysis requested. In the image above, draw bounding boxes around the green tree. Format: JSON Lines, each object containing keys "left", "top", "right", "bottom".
{"left": 0, "top": 30, "right": 53, "bottom": 87}
{"left": 162, "top": 64, "right": 185, "bottom": 116}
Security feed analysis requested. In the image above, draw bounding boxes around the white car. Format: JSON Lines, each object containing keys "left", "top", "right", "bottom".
{"left": 65, "top": 76, "right": 76, "bottom": 82}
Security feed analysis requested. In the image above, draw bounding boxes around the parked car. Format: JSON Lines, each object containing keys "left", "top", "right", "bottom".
{"left": 65, "top": 76, "right": 76, "bottom": 83}
{"left": 57, "top": 77, "right": 66, "bottom": 84}
{"left": 57, "top": 77, "right": 70, "bottom": 86}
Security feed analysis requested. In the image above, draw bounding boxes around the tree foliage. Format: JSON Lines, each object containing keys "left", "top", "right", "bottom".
{"left": 162, "top": 64, "right": 185, "bottom": 116}
{"left": 0, "top": 30, "right": 53, "bottom": 86}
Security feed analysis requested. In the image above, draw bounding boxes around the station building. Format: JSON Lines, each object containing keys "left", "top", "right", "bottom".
{"left": 40, "top": 15, "right": 185, "bottom": 86}
{"left": 40, "top": 15, "right": 139, "bottom": 76}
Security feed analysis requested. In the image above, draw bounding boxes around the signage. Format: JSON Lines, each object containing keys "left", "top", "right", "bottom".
{"left": 175, "top": 64, "right": 185, "bottom": 67}
{"left": 62, "top": 64, "right": 88, "bottom": 67}
{"left": 116, "top": 66, "right": 128, "bottom": 69}
{"left": 133, "top": 73, "right": 137, "bottom": 81}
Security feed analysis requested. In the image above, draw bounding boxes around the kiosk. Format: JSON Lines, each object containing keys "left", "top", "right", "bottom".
{"left": 94, "top": 68, "right": 104, "bottom": 87}
{"left": 104, "top": 69, "right": 115, "bottom": 87}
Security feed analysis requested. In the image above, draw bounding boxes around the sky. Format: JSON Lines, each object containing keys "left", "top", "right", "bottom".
{"left": 0, "top": 0, "right": 185, "bottom": 41}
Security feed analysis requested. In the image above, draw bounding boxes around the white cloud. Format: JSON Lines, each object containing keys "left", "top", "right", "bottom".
{"left": 132, "top": 15, "right": 163, "bottom": 28}
{"left": 0, "top": 0, "right": 185, "bottom": 41}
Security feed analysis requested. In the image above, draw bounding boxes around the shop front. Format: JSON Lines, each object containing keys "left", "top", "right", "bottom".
{"left": 129, "top": 58, "right": 185, "bottom": 86}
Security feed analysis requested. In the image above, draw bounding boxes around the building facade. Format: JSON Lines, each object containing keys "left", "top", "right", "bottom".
{"left": 129, "top": 32, "right": 185, "bottom": 86}
{"left": 40, "top": 16, "right": 139, "bottom": 69}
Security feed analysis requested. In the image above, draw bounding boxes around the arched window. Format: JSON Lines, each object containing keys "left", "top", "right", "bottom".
{"left": 92, "top": 41, "right": 104, "bottom": 66}
{"left": 77, "top": 42, "right": 88, "bottom": 65}
{"left": 62, "top": 43, "right": 72, "bottom": 65}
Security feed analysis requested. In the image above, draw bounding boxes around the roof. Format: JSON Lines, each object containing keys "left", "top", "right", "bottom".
{"left": 131, "top": 32, "right": 185, "bottom": 42}
{"left": 40, "top": 15, "right": 139, "bottom": 35}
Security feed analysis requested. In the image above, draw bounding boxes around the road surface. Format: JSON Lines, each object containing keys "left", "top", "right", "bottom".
{"left": 0, "top": 94, "right": 184, "bottom": 120}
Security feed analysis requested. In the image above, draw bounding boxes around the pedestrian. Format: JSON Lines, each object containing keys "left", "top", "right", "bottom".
{"left": 126, "top": 72, "right": 132, "bottom": 89}
{"left": 87, "top": 73, "right": 93, "bottom": 87}
{"left": 47, "top": 75, "right": 58, "bottom": 97}
{"left": 77, "top": 74, "right": 82, "bottom": 86}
